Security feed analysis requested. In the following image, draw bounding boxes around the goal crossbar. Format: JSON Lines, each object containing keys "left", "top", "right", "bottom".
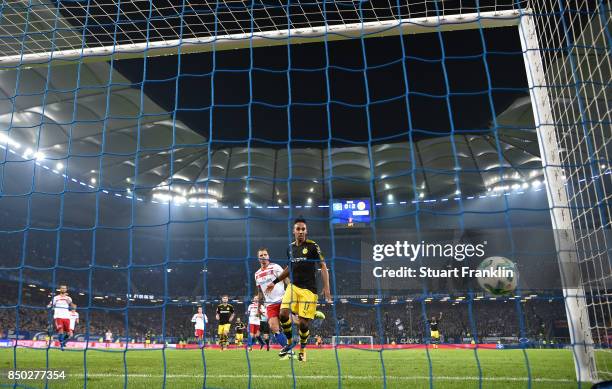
{"left": 0, "top": 10, "right": 520, "bottom": 69}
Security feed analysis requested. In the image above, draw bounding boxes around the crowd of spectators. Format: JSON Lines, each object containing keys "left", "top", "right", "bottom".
{"left": 0, "top": 261, "right": 575, "bottom": 345}
{"left": 310, "top": 300, "right": 566, "bottom": 343}
{"left": 1, "top": 283, "right": 569, "bottom": 345}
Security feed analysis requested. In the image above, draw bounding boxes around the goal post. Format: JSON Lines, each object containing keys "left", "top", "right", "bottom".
{"left": 332, "top": 336, "right": 374, "bottom": 349}
{"left": 519, "top": 14, "right": 596, "bottom": 381}
{"left": 517, "top": 2, "right": 610, "bottom": 383}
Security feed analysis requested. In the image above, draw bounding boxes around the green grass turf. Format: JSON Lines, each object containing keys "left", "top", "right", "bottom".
{"left": 1, "top": 347, "right": 610, "bottom": 388}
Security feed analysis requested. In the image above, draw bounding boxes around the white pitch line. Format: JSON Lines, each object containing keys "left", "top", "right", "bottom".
{"left": 79, "top": 374, "right": 574, "bottom": 383}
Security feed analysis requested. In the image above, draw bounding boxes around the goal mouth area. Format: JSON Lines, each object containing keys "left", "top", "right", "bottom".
{"left": 0, "top": 9, "right": 521, "bottom": 69}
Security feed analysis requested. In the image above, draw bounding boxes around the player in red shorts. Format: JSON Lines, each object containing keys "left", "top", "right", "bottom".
{"left": 47, "top": 284, "right": 76, "bottom": 350}
{"left": 191, "top": 306, "right": 208, "bottom": 348}
{"left": 68, "top": 306, "right": 79, "bottom": 337}
{"left": 254, "top": 248, "right": 288, "bottom": 352}
{"left": 246, "top": 296, "right": 265, "bottom": 351}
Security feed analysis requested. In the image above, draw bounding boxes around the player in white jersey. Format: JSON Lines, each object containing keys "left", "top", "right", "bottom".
{"left": 68, "top": 306, "right": 79, "bottom": 337}
{"left": 46, "top": 284, "right": 76, "bottom": 350}
{"left": 246, "top": 296, "right": 265, "bottom": 351}
{"left": 191, "top": 306, "right": 208, "bottom": 348}
{"left": 254, "top": 248, "right": 289, "bottom": 350}
{"left": 259, "top": 306, "right": 271, "bottom": 351}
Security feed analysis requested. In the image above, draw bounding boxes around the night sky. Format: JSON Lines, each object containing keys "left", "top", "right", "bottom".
{"left": 113, "top": 26, "right": 529, "bottom": 146}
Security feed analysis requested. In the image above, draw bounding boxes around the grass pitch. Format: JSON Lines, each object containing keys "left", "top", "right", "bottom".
{"left": 1, "top": 347, "right": 610, "bottom": 388}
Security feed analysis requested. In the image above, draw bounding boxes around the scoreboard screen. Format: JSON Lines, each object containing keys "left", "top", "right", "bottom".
{"left": 331, "top": 199, "right": 371, "bottom": 228}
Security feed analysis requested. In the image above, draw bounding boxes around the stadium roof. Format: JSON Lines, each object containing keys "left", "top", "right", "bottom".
{"left": 0, "top": 59, "right": 542, "bottom": 205}
{"left": 0, "top": 1, "right": 546, "bottom": 206}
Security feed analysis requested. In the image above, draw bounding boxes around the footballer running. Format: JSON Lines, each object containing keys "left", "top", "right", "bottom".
{"left": 255, "top": 247, "right": 290, "bottom": 353}
{"left": 266, "top": 217, "right": 332, "bottom": 362}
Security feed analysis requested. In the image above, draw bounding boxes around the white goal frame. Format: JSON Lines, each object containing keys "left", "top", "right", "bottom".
{"left": 518, "top": 11, "right": 599, "bottom": 384}
{"left": 332, "top": 336, "right": 374, "bottom": 349}
{"left": 0, "top": 10, "right": 520, "bottom": 68}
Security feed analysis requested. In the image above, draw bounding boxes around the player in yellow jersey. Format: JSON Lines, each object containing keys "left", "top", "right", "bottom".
{"left": 216, "top": 295, "right": 235, "bottom": 350}
{"left": 235, "top": 318, "right": 245, "bottom": 347}
{"left": 428, "top": 312, "right": 442, "bottom": 349}
{"left": 267, "top": 217, "right": 332, "bottom": 362}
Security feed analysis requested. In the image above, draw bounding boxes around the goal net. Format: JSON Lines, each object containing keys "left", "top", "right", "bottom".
{"left": 0, "top": 0, "right": 610, "bottom": 387}
{"left": 332, "top": 336, "right": 374, "bottom": 349}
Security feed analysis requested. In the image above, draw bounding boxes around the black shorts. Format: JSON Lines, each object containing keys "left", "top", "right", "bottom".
{"left": 259, "top": 321, "right": 270, "bottom": 334}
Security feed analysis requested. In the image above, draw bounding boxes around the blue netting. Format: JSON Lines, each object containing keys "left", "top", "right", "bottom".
{"left": 1, "top": 0, "right": 611, "bottom": 388}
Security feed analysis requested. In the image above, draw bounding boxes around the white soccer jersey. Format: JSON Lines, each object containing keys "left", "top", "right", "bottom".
{"left": 255, "top": 263, "right": 285, "bottom": 305}
{"left": 69, "top": 311, "right": 79, "bottom": 330}
{"left": 50, "top": 295, "right": 72, "bottom": 319}
{"left": 247, "top": 303, "right": 263, "bottom": 325}
{"left": 191, "top": 313, "right": 208, "bottom": 330}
